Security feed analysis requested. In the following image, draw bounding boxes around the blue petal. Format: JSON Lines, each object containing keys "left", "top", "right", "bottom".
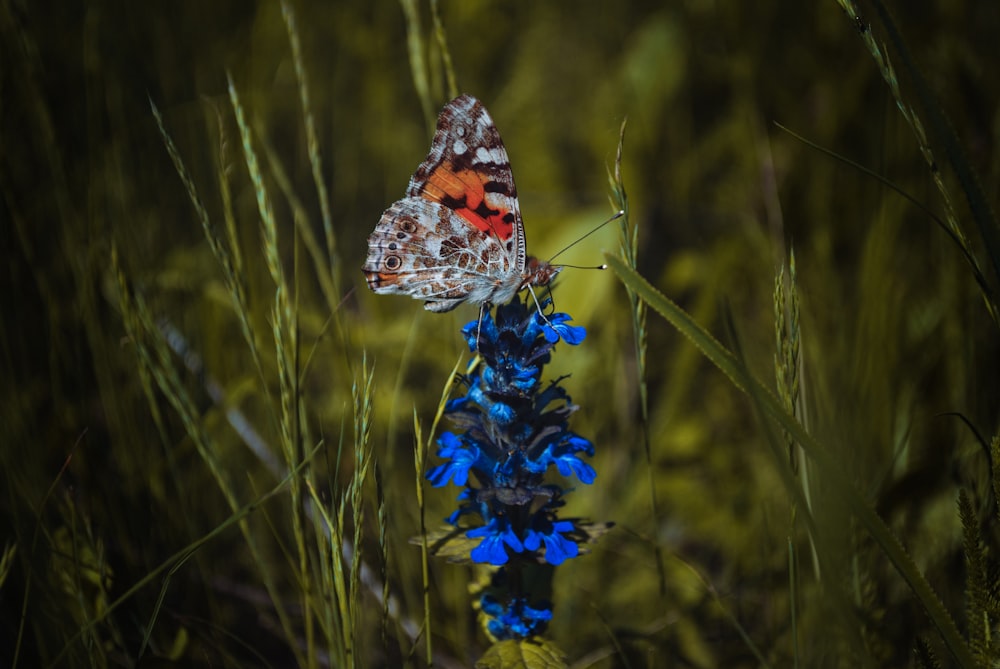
{"left": 543, "top": 314, "right": 586, "bottom": 345}
{"left": 468, "top": 518, "right": 524, "bottom": 565}
{"left": 436, "top": 431, "right": 463, "bottom": 452}
{"left": 486, "top": 618, "right": 511, "bottom": 639}
{"left": 467, "top": 384, "right": 488, "bottom": 409}
{"left": 565, "top": 434, "right": 595, "bottom": 456}
{"left": 521, "top": 518, "right": 581, "bottom": 565}
{"left": 426, "top": 433, "right": 481, "bottom": 487}
{"left": 488, "top": 401, "right": 515, "bottom": 424}
{"left": 521, "top": 601, "right": 554, "bottom": 623}
{"left": 462, "top": 312, "right": 499, "bottom": 351}
{"left": 500, "top": 521, "right": 524, "bottom": 552}
{"left": 480, "top": 594, "right": 504, "bottom": 617}
{"left": 541, "top": 524, "right": 579, "bottom": 565}
{"left": 445, "top": 396, "right": 469, "bottom": 412}
{"left": 470, "top": 532, "right": 509, "bottom": 565}
{"left": 512, "top": 366, "right": 539, "bottom": 392}
{"left": 425, "top": 452, "right": 472, "bottom": 487}
{"left": 553, "top": 452, "right": 596, "bottom": 484}
{"left": 483, "top": 597, "right": 553, "bottom": 640}
{"left": 461, "top": 321, "right": 479, "bottom": 350}
{"left": 522, "top": 527, "right": 541, "bottom": 552}
{"left": 523, "top": 314, "right": 547, "bottom": 345}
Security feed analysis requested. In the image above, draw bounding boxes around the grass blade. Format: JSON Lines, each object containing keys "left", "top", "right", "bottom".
{"left": 605, "top": 253, "right": 977, "bottom": 669}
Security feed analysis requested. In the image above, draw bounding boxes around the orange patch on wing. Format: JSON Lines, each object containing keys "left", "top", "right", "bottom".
{"left": 421, "top": 162, "right": 515, "bottom": 241}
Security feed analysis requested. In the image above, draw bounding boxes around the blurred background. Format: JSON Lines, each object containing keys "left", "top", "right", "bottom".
{"left": 2, "top": 0, "right": 998, "bottom": 666}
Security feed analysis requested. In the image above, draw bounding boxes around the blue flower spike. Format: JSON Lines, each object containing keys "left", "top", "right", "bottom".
{"left": 425, "top": 295, "right": 608, "bottom": 643}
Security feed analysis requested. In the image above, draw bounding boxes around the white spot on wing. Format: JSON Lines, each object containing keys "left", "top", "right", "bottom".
{"left": 473, "top": 146, "right": 505, "bottom": 166}
{"left": 453, "top": 138, "right": 467, "bottom": 155}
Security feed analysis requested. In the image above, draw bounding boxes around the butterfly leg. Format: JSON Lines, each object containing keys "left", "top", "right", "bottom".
{"left": 475, "top": 302, "right": 487, "bottom": 349}
{"left": 525, "top": 285, "right": 556, "bottom": 328}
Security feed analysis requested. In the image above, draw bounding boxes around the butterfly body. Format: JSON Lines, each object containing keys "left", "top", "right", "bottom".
{"left": 364, "top": 95, "right": 560, "bottom": 312}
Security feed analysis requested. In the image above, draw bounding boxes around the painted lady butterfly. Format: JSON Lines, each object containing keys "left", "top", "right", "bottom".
{"left": 363, "top": 95, "right": 561, "bottom": 312}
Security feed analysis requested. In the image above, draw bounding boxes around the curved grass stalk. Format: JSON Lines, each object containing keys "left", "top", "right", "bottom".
{"left": 606, "top": 254, "right": 977, "bottom": 669}
{"left": 834, "top": 0, "right": 1000, "bottom": 327}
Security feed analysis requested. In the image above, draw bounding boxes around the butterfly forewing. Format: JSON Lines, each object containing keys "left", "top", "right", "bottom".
{"left": 406, "top": 95, "right": 526, "bottom": 273}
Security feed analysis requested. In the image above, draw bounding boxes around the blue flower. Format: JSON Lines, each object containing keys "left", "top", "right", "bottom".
{"left": 481, "top": 594, "right": 553, "bottom": 640}
{"left": 523, "top": 519, "right": 579, "bottom": 566}
{"left": 539, "top": 311, "right": 587, "bottom": 345}
{"left": 540, "top": 434, "right": 597, "bottom": 484}
{"left": 462, "top": 312, "right": 500, "bottom": 351}
{"left": 426, "top": 432, "right": 481, "bottom": 487}
{"left": 468, "top": 517, "right": 524, "bottom": 565}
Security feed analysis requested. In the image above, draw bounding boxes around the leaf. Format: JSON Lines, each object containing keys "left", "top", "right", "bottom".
{"left": 566, "top": 520, "right": 616, "bottom": 548}
{"left": 410, "top": 526, "right": 481, "bottom": 564}
{"left": 475, "top": 638, "right": 568, "bottom": 669}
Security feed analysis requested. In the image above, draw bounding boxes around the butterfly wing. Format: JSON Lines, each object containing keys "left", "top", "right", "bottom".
{"left": 364, "top": 95, "right": 530, "bottom": 311}
{"left": 364, "top": 197, "right": 519, "bottom": 312}
{"left": 406, "top": 95, "right": 527, "bottom": 274}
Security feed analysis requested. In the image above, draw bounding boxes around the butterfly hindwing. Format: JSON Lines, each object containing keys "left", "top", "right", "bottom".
{"left": 364, "top": 197, "right": 518, "bottom": 311}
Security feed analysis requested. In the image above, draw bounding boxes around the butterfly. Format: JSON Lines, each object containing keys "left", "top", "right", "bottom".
{"left": 363, "top": 95, "right": 561, "bottom": 313}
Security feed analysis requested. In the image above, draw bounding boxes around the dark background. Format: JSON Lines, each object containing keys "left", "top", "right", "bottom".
{"left": 2, "top": 0, "right": 998, "bottom": 666}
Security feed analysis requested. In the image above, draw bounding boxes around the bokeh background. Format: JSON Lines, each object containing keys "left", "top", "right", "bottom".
{"left": 2, "top": 0, "right": 999, "bottom": 666}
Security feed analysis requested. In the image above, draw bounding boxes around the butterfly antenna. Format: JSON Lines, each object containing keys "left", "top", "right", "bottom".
{"left": 555, "top": 262, "right": 608, "bottom": 271}
{"left": 546, "top": 209, "right": 624, "bottom": 264}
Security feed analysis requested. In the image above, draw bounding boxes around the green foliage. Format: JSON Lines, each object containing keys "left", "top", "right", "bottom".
{"left": 475, "top": 639, "right": 567, "bottom": 669}
{"left": 958, "top": 490, "right": 988, "bottom": 665}
{"left": 2, "top": 0, "right": 999, "bottom": 667}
